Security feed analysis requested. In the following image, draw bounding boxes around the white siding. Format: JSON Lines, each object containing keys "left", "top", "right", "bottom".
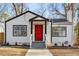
{"left": 67, "top": 9, "right": 73, "bottom": 22}
{"left": 6, "top": 13, "right": 36, "bottom": 45}
{"left": 34, "top": 17, "right": 45, "bottom": 20}
{"left": 52, "top": 24, "right": 73, "bottom": 46}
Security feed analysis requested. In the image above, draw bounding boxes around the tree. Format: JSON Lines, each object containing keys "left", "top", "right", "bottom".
{"left": 0, "top": 4, "right": 12, "bottom": 22}
{"left": 0, "top": 4, "right": 12, "bottom": 32}
{"left": 74, "top": 4, "right": 79, "bottom": 45}
{"left": 71, "top": 3, "right": 76, "bottom": 18}
{"left": 0, "top": 11, "right": 11, "bottom": 32}
{"left": 47, "top": 3, "right": 76, "bottom": 19}
{"left": 12, "top": 3, "right": 28, "bottom": 16}
{"left": 0, "top": 12, "right": 11, "bottom": 22}
{"left": 75, "top": 21, "right": 79, "bottom": 45}
{"left": 35, "top": 3, "right": 47, "bottom": 17}
{"left": 65, "top": 3, "right": 76, "bottom": 19}
{"left": 48, "top": 3, "right": 66, "bottom": 19}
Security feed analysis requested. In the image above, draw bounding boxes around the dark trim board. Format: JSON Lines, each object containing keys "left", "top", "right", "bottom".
{"left": 29, "top": 16, "right": 38, "bottom": 21}
{"left": 29, "top": 16, "right": 49, "bottom": 21}
{"left": 31, "top": 21, "right": 33, "bottom": 34}
{"left": 45, "top": 20, "right": 47, "bottom": 34}
{"left": 5, "top": 22, "right": 6, "bottom": 44}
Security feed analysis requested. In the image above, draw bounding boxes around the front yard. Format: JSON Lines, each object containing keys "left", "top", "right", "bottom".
{"left": 0, "top": 46, "right": 28, "bottom": 56}
{"left": 0, "top": 46, "right": 79, "bottom": 56}
{"left": 49, "top": 48, "right": 79, "bottom": 56}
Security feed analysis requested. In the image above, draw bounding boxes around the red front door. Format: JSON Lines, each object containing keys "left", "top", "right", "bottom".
{"left": 35, "top": 25, "right": 43, "bottom": 41}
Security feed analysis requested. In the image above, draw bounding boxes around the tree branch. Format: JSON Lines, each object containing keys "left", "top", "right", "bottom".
{"left": 21, "top": 3, "right": 23, "bottom": 14}
{"left": 12, "top": 3, "right": 18, "bottom": 16}
{"left": 55, "top": 9, "right": 66, "bottom": 17}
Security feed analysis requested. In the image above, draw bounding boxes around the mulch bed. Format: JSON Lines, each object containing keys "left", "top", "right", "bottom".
{"left": 48, "top": 46, "right": 79, "bottom": 49}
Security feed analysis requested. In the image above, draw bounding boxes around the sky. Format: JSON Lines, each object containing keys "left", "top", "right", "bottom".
{"left": 27, "top": 3, "right": 49, "bottom": 17}
{"left": 27, "top": 3, "right": 65, "bottom": 18}
{"left": 2, "top": 3, "right": 65, "bottom": 18}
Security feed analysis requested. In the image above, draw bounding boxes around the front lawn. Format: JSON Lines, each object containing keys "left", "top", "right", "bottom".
{"left": 49, "top": 48, "right": 79, "bottom": 56}
{"left": 0, "top": 47, "right": 28, "bottom": 56}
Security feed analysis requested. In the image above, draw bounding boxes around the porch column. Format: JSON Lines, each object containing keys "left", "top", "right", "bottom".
{"left": 45, "top": 20, "right": 47, "bottom": 48}
{"left": 30, "top": 21, "right": 33, "bottom": 48}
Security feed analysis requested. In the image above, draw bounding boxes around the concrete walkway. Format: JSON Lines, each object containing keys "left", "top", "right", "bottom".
{"left": 26, "top": 49, "right": 52, "bottom": 56}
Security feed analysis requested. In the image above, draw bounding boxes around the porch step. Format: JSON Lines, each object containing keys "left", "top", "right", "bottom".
{"left": 31, "top": 41, "right": 46, "bottom": 49}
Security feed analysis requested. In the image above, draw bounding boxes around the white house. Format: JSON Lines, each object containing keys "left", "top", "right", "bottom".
{"left": 4, "top": 10, "right": 73, "bottom": 48}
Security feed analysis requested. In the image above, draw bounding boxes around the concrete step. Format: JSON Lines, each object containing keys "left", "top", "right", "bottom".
{"left": 31, "top": 41, "right": 46, "bottom": 49}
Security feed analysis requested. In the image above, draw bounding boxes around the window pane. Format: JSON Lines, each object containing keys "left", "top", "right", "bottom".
{"left": 14, "top": 30, "right": 18, "bottom": 36}
{"left": 13, "top": 25, "right": 27, "bottom": 36}
{"left": 21, "top": 31, "right": 27, "bottom": 36}
{"left": 21, "top": 26, "right": 25, "bottom": 30}
{"left": 52, "top": 27, "right": 66, "bottom": 37}
{"left": 14, "top": 26, "right": 19, "bottom": 30}
{"left": 52, "top": 32, "right": 59, "bottom": 37}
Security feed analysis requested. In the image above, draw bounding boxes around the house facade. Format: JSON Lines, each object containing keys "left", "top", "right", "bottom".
{"left": 4, "top": 10, "right": 73, "bottom": 48}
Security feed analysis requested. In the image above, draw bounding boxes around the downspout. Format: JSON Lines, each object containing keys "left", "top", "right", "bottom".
{"left": 51, "top": 19, "right": 52, "bottom": 43}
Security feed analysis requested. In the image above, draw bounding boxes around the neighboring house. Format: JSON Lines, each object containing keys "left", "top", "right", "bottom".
{"left": 0, "top": 22, "right": 4, "bottom": 32}
{"left": 4, "top": 10, "right": 73, "bottom": 48}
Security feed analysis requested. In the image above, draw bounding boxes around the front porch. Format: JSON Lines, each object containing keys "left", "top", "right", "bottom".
{"left": 29, "top": 16, "right": 48, "bottom": 48}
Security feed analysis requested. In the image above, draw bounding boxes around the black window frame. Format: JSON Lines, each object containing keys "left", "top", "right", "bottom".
{"left": 52, "top": 27, "right": 67, "bottom": 37}
{"left": 13, "top": 25, "right": 27, "bottom": 37}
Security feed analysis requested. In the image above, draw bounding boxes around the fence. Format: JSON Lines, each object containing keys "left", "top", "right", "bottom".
{"left": 0, "top": 32, "right": 4, "bottom": 44}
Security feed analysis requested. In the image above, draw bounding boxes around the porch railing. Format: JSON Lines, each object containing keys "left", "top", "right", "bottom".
{"left": 30, "top": 34, "right": 33, "bottom": 48}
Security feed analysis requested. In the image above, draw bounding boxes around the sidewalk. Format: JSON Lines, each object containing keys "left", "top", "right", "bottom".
{"left": 26, "top": 49, "right": 52, "bottom": 56}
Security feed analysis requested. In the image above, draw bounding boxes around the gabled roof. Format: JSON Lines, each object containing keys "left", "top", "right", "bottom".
{"left": 5, "top": 10, "right": 49, "bottom": 22}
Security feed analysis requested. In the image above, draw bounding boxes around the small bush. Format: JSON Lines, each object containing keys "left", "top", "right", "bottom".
{"left": 54, "top": 43, "right": 57, "bottom": 46}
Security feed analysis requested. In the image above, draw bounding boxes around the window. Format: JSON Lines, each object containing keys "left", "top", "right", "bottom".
{"left": 52, "top": 27, "right": 67, "bottom": 37}
{"left": 13, "top": 25, "right": 27, "bottom": 36}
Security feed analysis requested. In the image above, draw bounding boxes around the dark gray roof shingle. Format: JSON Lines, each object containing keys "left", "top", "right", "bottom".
{"left": 50, "top": 18, "right": 68, "bottom": 22}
